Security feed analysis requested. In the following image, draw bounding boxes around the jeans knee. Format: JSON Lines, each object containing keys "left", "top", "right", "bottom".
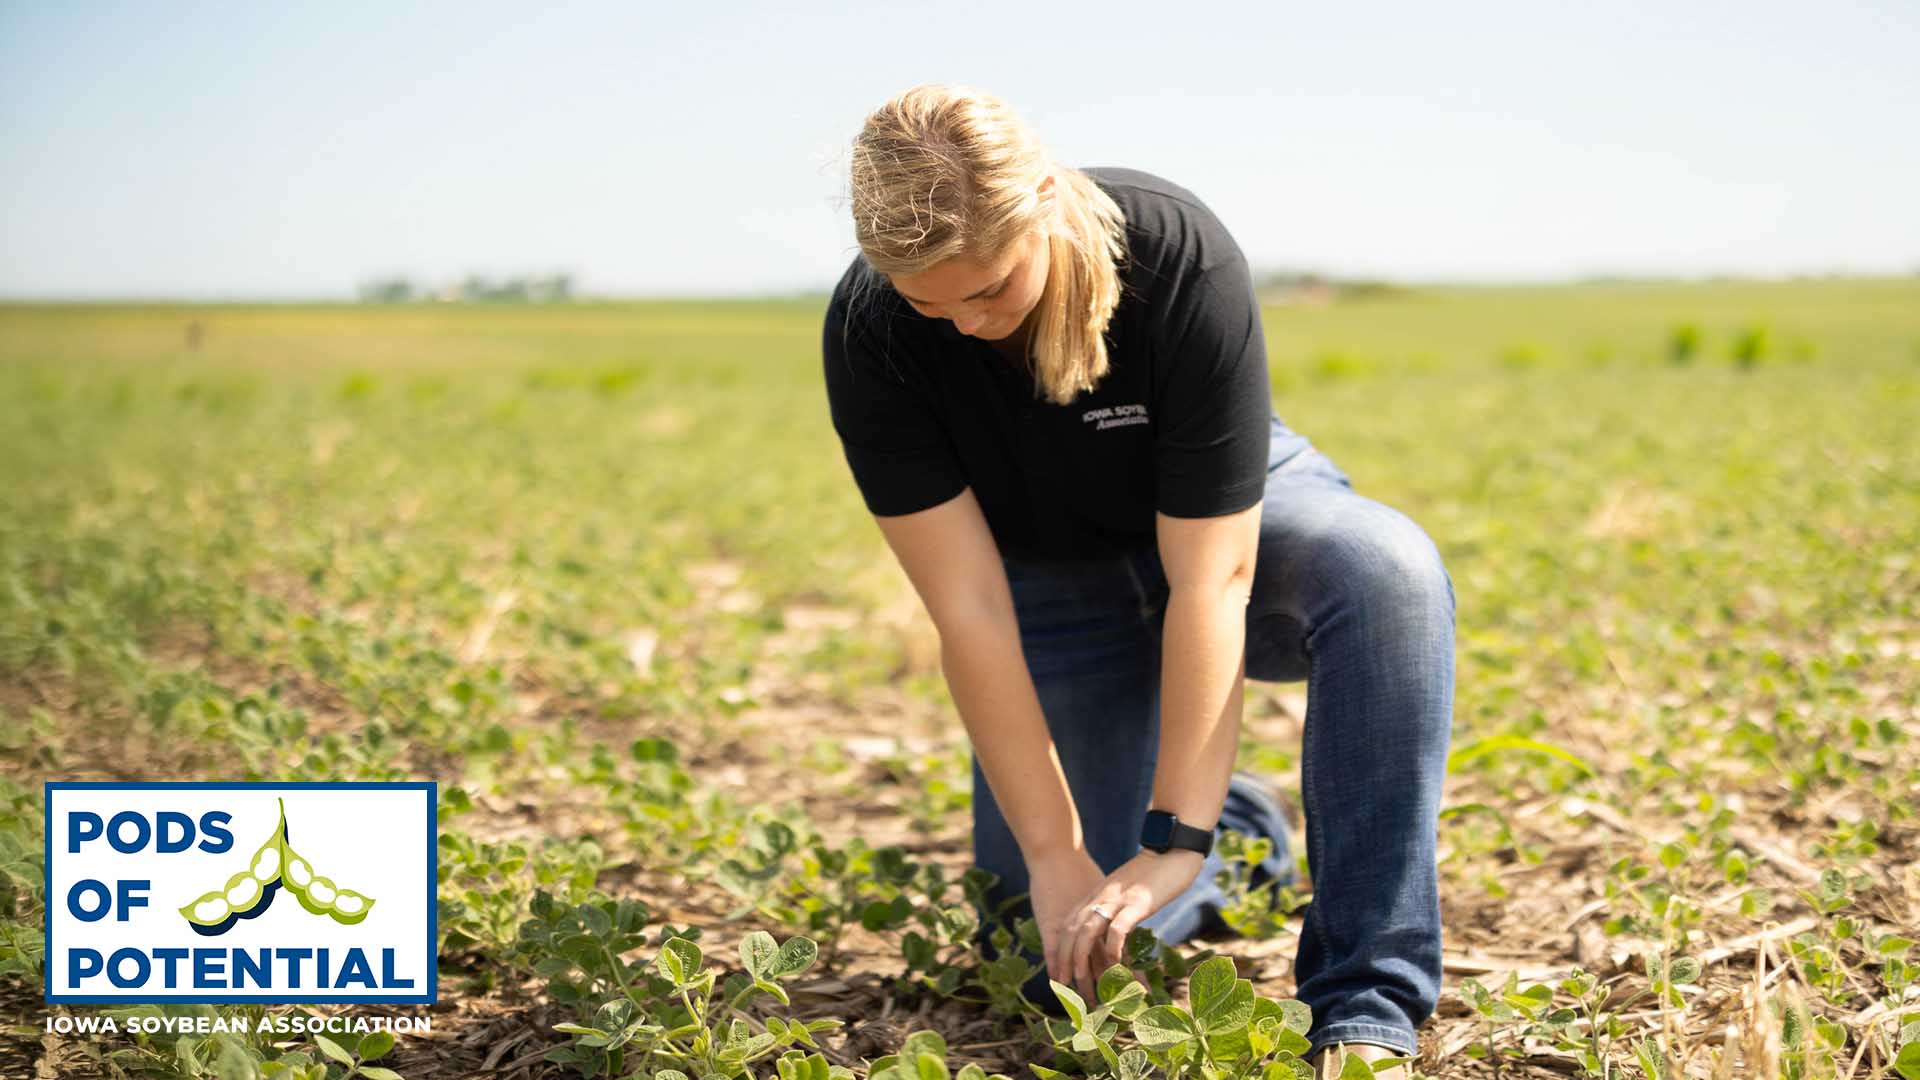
{"left": 1388, "top": 517, "right": 1454, "bottom": 621}
{"left": 1317, "top": 510, "right": 1454, "bottom": 627}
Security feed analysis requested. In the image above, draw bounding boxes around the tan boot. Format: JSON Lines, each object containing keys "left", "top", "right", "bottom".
{"left": 1308, "top": 1041, "right": 1411, "bottom": 1079}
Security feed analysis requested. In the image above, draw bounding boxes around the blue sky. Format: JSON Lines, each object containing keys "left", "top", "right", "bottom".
{"left": 2, "top": 1, "right": 1917, "bottom": 299}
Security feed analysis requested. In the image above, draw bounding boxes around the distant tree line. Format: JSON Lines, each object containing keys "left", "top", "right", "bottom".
{"left": 357, "top": 273, "right": 575, "bottom": 304}
{"left": 1253, "top": 270, "right": 1402, "bottom": 304}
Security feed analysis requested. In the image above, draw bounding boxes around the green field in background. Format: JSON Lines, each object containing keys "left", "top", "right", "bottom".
{"left": 4, "top": 280, "right": 1916, "bottom": 728}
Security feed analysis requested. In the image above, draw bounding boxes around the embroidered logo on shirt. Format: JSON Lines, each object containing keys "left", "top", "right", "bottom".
{"left": 1081, "top": 404, "right": 1150, "bottom": 431}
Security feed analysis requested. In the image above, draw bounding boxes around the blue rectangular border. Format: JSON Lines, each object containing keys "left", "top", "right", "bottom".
{"left": 44, "top": 781, "right": 438, "bottom": 1005}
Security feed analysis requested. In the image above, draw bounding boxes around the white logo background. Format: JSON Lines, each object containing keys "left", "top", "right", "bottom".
{"left": 46, "top": 784, "right": 433, "bottom": 1002}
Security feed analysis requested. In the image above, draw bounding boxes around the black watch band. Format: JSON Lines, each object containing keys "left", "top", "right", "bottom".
{"left": 1140, "top": 809, "right": 1214, "bottom": 856}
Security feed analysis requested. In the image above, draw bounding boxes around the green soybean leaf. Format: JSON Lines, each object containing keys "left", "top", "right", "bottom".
{"left": 735, "top": 1032, "right": 778, "bottom": 1061}
{"left": 1265, "top": 1060, "right": 1315, "bottom": 1080}
{"left": 756, "top": 976, "right": 791, "bottom": 1005}
{"left": 656, "top": 937, "right": 702, "bottom": 984}
{"left": 901, "top": 1031, "right": 948, "bottom": 1060}
{"left": 1781, "top": 1005, "right": 1806, "bottom": 1050}
{"left": 1050, "top": 980, "right": 1088, "bottom": 1027}
{"left": 1086, "top": 1033, "right": 1122, "bottom": 1073}
{"left": 714, "top": 860, "right": 760, "bottom": 897}
{"left": 1275, "top": 1027, "right": 1312, "bottom": 1056}
{"left": 579, "top": 903, "right": 612, "bottom": 938}
{"left": 212, "top": 1041, "right": 253, "bottom": 1080}
{"left": 741, "top": 930, "right": 778, "bottom": 980}
{"left": 1189, "top": 955, "right": 1235, "bottom": 1015}
{"left": 359, "top": 1070, "right": 403, "bottom": 1080}
{"left": 312, "top": 1034, "right": 354, "bottom": 1067}
{"left": 902, "top": 931, "right": 936, "bottom": 971}
{"left": 1102, "top": 974, "right": 1148, "bottom": 1020}
{"left": 1447, "top": 735, "right": 1596, "bottom": 777}
{"left": 767, "top": 935, "right": 818, "bottom": 978}
{"left": 957, "top": 1065, "right": 987, "bottom": 1080}
{"left": 631, "top": 737, "right": 677, "bottom": 763}
{"left": 1279, "top": 998, "right": 1313, "bottom": 1034}
{"left": 915, "top": 1053, "right": 951, "bottom": 1080}
{"left": 1132, "top": 1005, "right": 1196, "bottom": 1047}
{"left": 1819, "top": 868, "right": 1846, "bottom": 901}
{"left": 861, "top": 900, "right": 899, "bottom": 931}
{"left": 1892, "top": 1041, "right": 1920, "bottom": 1080}
{"left": 175, "top": 1036, "right": 203, "bottom": 1074}
{"left": 1189, "top": 956, "right": 1255, "bottom": 1034}
{"left": 1635, "top": 1038, "right": 1669, "bottom": 1080}
{"left": 592, "top": 996, "right": 632, "bottom": 1032}
{"left": 357, "top": 1030, "right": 395, "bottom": 1061}
{"left": 1338, "top": 1051, "right": 1374, "bottom": 1079}
{"left": 1502, "top": 983, "right": 1555, "bottom": 1011}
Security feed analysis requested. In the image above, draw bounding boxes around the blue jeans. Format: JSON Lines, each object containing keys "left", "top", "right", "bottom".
{"left": 972, "top": 415, "right": 1455, "bottom": 1057}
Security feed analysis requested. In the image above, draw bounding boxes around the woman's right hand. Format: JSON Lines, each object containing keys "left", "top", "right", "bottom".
{"left": 1025, "top": 847, "right": 1111, "bottom": 997}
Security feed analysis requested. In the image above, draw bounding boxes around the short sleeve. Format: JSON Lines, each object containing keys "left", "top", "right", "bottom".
{"left": 822, "top": 297, "right": 969, "bottom": 517}
{"left": 1151, "top": 251, "right": 1274, "bottom": 518}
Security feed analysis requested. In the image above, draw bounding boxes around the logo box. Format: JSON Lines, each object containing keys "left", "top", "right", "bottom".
{"left": 45, "top": 782, "right": 437, "bottom": 1004}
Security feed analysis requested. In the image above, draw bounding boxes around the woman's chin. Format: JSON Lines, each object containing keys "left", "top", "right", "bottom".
{"left": 974, "top": 311, "right": 1034, "bottom": 341}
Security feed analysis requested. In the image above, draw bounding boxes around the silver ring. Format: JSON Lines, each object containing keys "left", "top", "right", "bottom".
{"left": 1089, "top": 904, "right": 1114, "bottom": 921}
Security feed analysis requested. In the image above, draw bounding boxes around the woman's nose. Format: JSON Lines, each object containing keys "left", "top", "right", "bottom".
{"left": 953, "top": 309, "right": 987, "bottom": 334}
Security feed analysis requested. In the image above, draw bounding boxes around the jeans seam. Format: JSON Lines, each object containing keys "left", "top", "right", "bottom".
{"left": 1300, "top": 616, "right": 1333, "bottom": 962}
{"left": 1310, "top": 1022, "right": 1417, "bottom": 1056}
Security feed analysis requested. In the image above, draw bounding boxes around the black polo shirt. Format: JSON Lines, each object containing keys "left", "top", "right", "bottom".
{"left": 821, "top": 166, "right": 1273, "bottom": 563}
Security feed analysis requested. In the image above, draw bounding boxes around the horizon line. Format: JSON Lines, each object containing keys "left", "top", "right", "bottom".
{"left": 3, "top": 267, "right": 1918, "bottom": 306}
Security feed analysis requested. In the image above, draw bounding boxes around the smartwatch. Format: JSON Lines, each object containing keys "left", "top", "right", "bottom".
{"left": 1140, "top": 809, "right": 1214, "bottom": 856}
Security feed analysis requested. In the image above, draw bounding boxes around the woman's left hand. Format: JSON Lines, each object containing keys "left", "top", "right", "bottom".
{"left": 1063, "top": 849, "right": 1206, "bottom": 999}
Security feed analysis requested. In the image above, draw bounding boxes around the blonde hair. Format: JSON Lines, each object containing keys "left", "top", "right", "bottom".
{"left": 846, "top": 83, "right": 1128, "bottom": 405}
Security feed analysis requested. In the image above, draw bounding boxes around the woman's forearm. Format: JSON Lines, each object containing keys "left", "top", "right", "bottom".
{"left": 939, "top": 611, "right": 1084, "bottom": 861}
{"left": 1152, "top": 583, "right": 1248, "bottom": 829}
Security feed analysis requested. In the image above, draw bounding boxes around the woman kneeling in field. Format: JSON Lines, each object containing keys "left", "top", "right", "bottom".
{"left": 821, "top": 83, "right": 1455, "bottom": 1076}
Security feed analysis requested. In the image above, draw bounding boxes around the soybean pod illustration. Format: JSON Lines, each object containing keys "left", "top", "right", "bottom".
{"left": 178, "top": 798, "right": 375, "bottom": 933}
{"left": 282, "top": 835, "right": 375, "bottom": 924}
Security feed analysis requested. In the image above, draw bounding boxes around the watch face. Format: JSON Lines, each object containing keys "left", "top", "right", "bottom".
{"left": 1141, "top": 811, "right": 1174, "bottom": 851}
